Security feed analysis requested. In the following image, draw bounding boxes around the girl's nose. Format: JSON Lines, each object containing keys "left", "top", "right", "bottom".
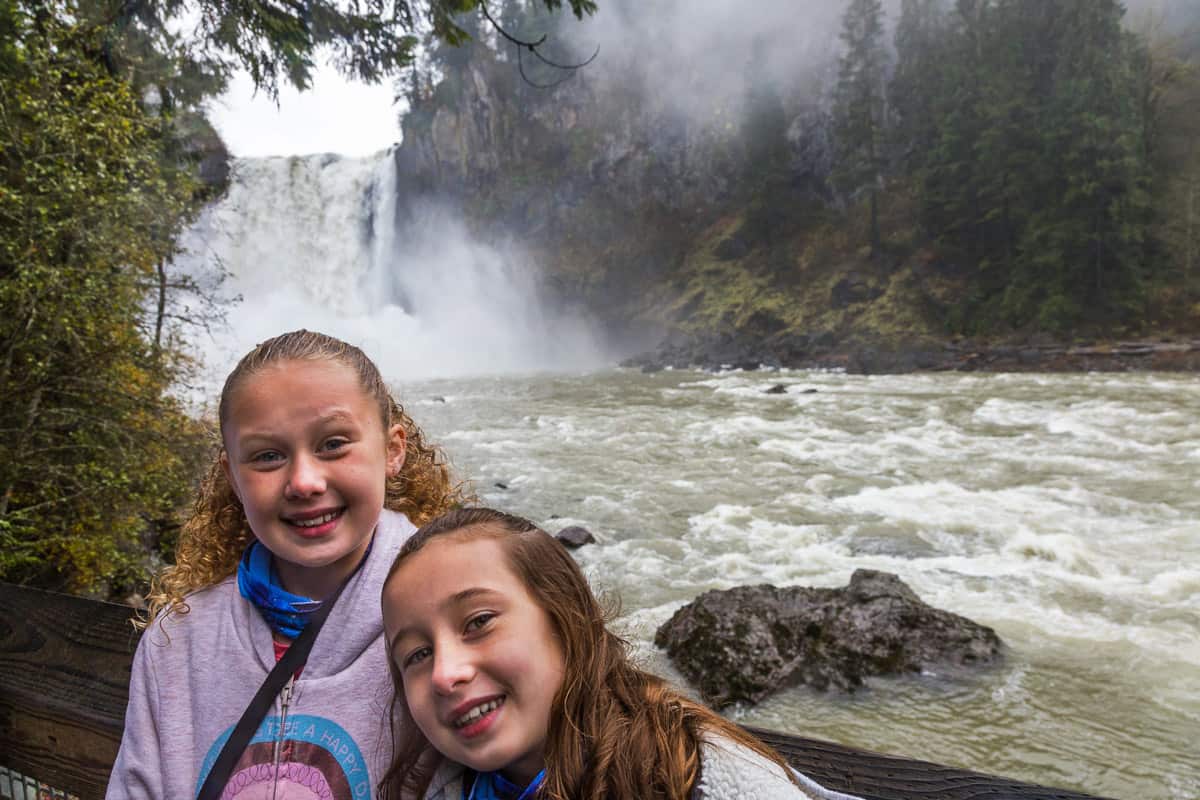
{"left": 285, "top": 454, "right": 327, "bottom": 497}
{"left": 431, "top": 644, "right": 475, "bottom": 695}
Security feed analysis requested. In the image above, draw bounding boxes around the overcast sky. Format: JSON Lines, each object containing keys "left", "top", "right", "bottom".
{"left": 206, "top": 66, "right": 401, "bottom": 158}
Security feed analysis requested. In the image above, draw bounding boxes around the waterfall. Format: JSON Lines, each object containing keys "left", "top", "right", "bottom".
{"left": 175, "top": 149, "right": 606, "bottom": 390}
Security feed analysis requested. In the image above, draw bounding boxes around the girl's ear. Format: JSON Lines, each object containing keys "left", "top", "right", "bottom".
{"left": 219, "top": 450, "right": 242, "bottom": 501}
{"left": 386, "top": 424, "right": 407, "bottom": 477}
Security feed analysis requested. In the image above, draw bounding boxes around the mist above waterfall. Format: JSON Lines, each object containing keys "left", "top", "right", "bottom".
{"left": 176, "top": 149, "right": 608, "bottom": 391}
{"left": 544, "top": 0, "right": 1193, "bottom": 133}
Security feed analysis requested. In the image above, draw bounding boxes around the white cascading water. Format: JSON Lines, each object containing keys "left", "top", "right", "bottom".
{"left": 175, "top": 149, "right": 607, "bottom": 390}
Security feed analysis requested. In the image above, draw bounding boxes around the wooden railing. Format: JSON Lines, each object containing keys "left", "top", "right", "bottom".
{"left": 0, "top": 582, "right": 1108, "bottom": 800}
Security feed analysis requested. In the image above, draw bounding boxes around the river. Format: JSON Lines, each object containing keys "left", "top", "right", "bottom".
{"left": 398, "top": 368, "right": 1198, "bottom": 800}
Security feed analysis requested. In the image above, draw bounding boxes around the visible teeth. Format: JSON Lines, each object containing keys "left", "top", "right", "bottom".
{"left": 454, "top": 698, "right": 503, "bottom": 728}
{"left": 293, "top": 511, "right": 339, "bottom": 528}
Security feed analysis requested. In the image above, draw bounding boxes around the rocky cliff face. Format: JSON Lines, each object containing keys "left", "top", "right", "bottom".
{"left": 387, "top": 48, "right": 939, "bottom": 357}
{"left": 394, "top": 57, "right": 762, "bottom": 215}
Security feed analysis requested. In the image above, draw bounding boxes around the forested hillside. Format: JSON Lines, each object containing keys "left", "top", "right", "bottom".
{"left": 393, "top": 0, "right": 1200, "bottom": 353}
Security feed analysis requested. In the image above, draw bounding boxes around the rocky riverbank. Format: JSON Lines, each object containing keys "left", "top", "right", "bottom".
{"left": 623, "top": 332, "right": 1200, "bottom": 374}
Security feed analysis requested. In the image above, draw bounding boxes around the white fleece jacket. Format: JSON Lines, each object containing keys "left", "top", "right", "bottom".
{"left": 420, "top": 734, "right": 863, "bottom": 800}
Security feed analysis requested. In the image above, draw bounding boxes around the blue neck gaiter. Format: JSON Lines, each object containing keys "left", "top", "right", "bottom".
{"left": 237, "top": 541, "right": 321, "bottom": 638}
{"left": 237, "top": 539, "right": 378, "bottom": 639}
{"left": 467, "top": 769, "right": 545, "bottom": 800}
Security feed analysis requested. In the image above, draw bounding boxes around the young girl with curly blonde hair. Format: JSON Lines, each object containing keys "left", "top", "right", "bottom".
{"left": 107, "top": 330, "right": 470, "bottom": 800}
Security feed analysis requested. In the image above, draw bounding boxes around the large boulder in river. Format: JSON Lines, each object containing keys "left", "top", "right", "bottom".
{"left": 654, "top": 569, "right": 1003, "bottom": 708}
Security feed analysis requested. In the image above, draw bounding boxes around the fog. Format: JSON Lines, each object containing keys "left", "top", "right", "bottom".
{"left": 536, "top": 0, "right": 860, "bottom": 127}
{"left": 543, "top": 0, "right": 1196, "bottom": 126}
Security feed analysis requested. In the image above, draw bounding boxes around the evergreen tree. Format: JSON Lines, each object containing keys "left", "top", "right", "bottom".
{"left": 890, "top": 0, "right": 947, "bottom": 174}
{"left": 967, "top": 0, "right": 1046, "bottom": 281}
{"left": 1140, "top": 11, "right": 1200, "bottom": 303}
{"left": 737, "top": 39, "right": 793, "bottom": 245}
{"left": 87, "top": 0, "right": 596, "bottom": 102}
{"left": 913, "top": 0, "right": 1155, "bottom": 331}
{"left": 917, "top": 0, "right": 993, "bottom": 266}
{"left": 832, "top": 0, "right": 887, "bottom": 254}
{"left": 1010, "top": 0, "right": 1152, "bottom": 328}
{"left": 742, "top": 40, "right": 790, "bottom": 180}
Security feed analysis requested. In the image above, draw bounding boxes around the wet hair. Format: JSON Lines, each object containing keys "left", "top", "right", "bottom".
{"left": 143, "top": 330, "right": 471, "bottom": 625}
{"left": 378, "top": 507, "right": 800, "bottom": 799}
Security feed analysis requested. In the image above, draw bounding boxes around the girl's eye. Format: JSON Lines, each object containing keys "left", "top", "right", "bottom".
{"left": 465, "top": 612, "right": 496, "bottom": 633}
{"left": 320, "top": 437, "right": 350, "bottom": 453}
{"left": 403, "top": 646, "right": 432, "bottom": 669}
{"left": 251, "top": 450, "right": 283, "bottom": 464}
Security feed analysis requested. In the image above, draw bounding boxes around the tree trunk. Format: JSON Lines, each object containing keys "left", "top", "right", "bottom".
{"left": 1, "top": 300, "right": 40, "bottom": 395}
{"left": 153, "top": 259, "right": 167, "bottom": 358}
{"left": 1188, "top": 155, "right": 1196, "bottom": 286}
{"left": 868, "top": 117, "right": 881, "bottom": 256}
{"left": 870, "top": 187, "right": 881, "bottom": 256}
{"left": 0, "top": 385, "right": 44, "bottom": 518}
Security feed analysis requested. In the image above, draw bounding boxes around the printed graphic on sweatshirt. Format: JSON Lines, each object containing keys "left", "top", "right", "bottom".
{"left": 197, "top": 714, "right": 372, "bottom": 800}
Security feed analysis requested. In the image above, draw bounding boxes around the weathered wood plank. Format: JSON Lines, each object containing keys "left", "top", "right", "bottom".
{"left": 0, "top": 583, "right": 138, "bottom": 798}
{"left": 0, "top": 695, "right": 123, "bottom": 796}
{"left": 0, "top": 583, "right": 1111, "bottom": 800}
{"left": 748, "top": 727, "right": 1106, "bottom": 800}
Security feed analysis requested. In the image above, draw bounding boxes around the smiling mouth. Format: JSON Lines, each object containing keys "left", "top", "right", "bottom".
{"left": 288, "top": 509, "right": 344, "bottom": 528}
{"left": 453, "top": 697, "right": 505, "bottom": 728}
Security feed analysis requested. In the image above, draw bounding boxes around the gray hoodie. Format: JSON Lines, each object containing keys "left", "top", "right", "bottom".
{"left": 105, "top": 509, "right": 416, "bottom": 800}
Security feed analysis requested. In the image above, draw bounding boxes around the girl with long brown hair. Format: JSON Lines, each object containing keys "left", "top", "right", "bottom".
{"left": 380, "top": 508, "right": 843, "bottom": 800}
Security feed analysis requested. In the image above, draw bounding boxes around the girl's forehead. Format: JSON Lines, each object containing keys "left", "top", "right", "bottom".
{"left": 240, "top": 357, "right": 360, "bottom": 391}
{"left": 407, "top": 533, "right": 506, "bottom": 568}
{"left": 389, "top": 537, "right": 517, "bottom": 597}
{"left": 228, "top": 359, "right": 369, "bottom": 409}
{"left": 222, "top": 358, "right": 381, "bottom": 437}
